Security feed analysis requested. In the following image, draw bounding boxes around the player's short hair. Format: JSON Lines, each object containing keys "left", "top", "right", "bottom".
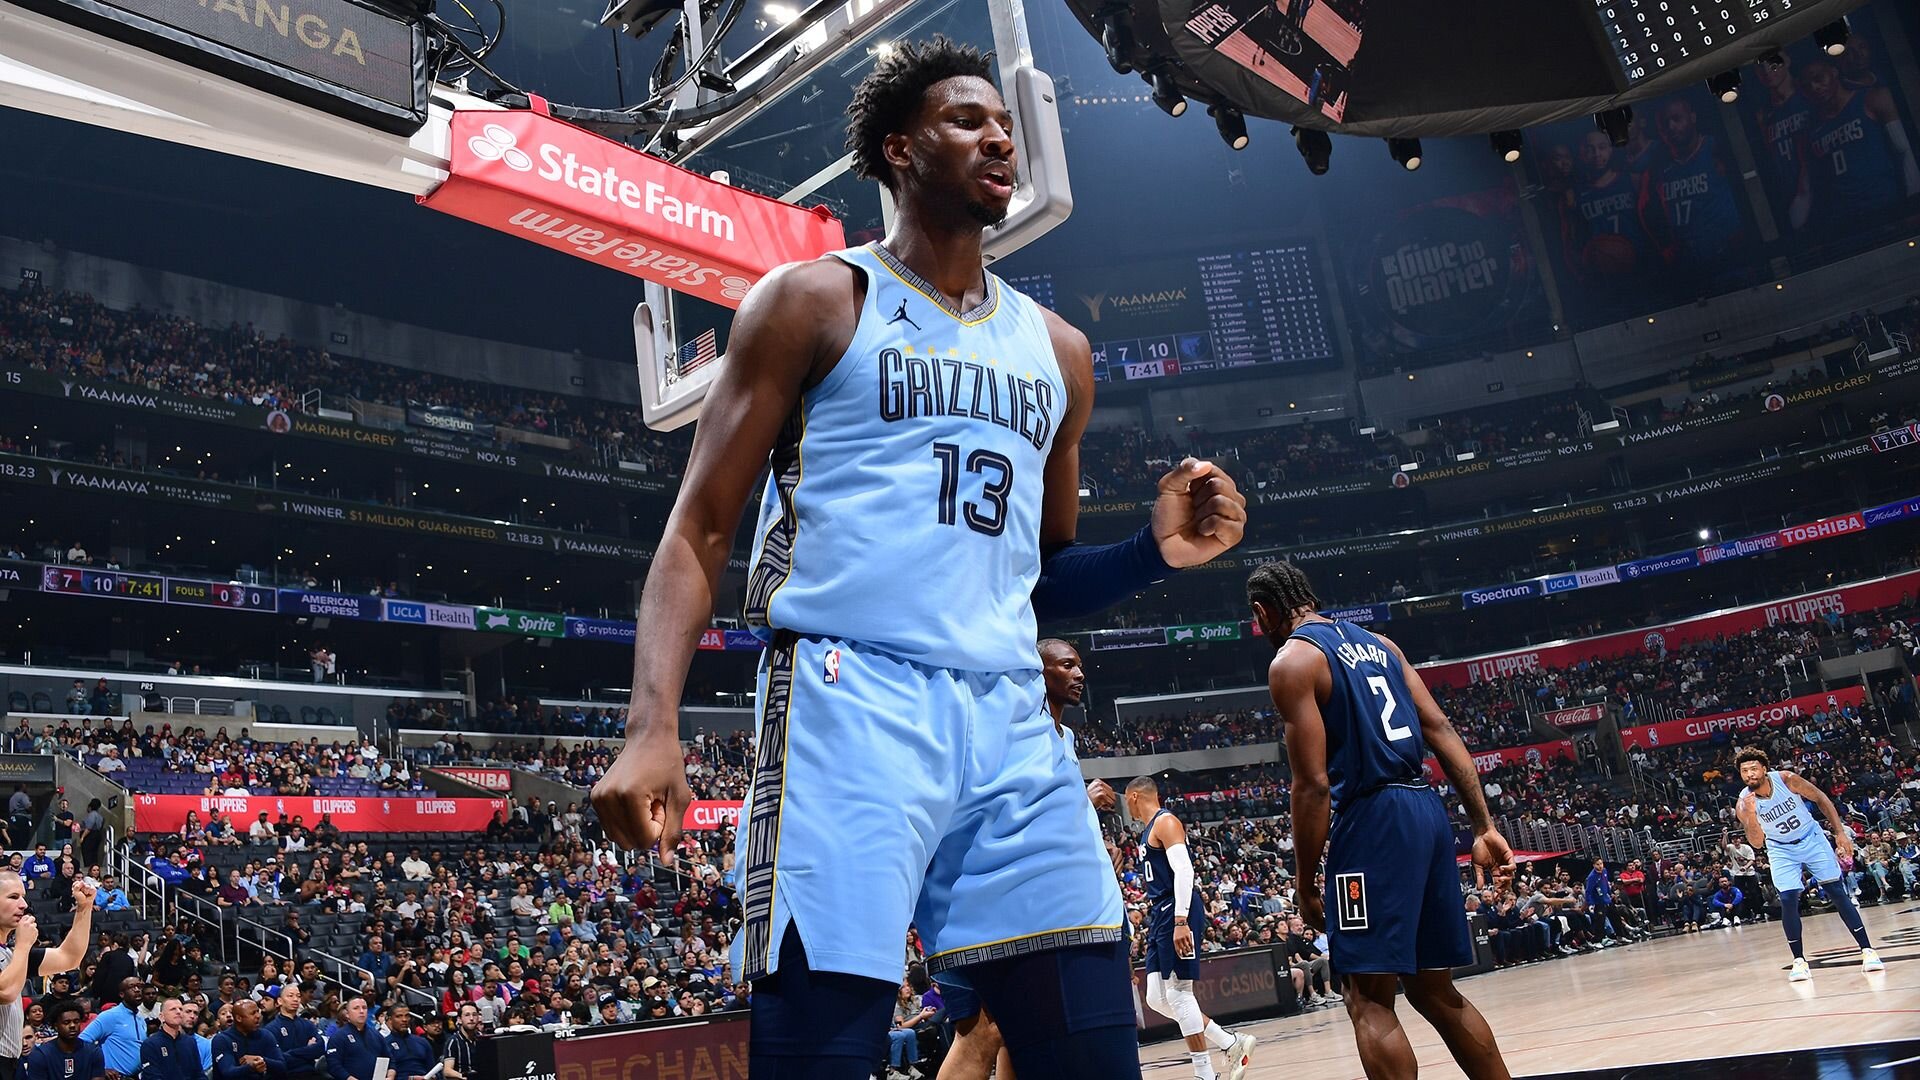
{"left": 45, "top": 1000, "right": 84, "bottom": 1024}
{"left": 1734, "top": 746, "right": 1770, "bottom": 769}
{"left": 1126, "top": 776, "right": 1158, "bottom": 798}
{"left": 845, "top": 36, "right": 994, "bottom": 191}
{"left": 1037, "top": 637, "right": 1075, "bottom": 658}
{"left": 1246, "top": 562, "right": 1319, "bottom": 618}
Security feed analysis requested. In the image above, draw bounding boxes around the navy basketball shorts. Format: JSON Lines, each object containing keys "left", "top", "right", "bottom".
{"left": 1143, "top": 897, "right": 1204, "bottom": 980}
{"left": 934, "top": 970, "right": 982, "bottom": 1022}
{"left": 1324, "top": 784, "right": 1473, "bottom": 975}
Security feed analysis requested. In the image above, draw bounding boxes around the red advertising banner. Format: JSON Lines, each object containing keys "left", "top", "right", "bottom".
{"left": 683, "top": 800, "right": 743, "bottom": 831}
{"left": 420, "top": 106, "right": 845, "bottom": 310}
{"left": 1423, "top": 738, "right": 1573, "bottom": 783}
{"left": 553, "top": 1014, "right": 747, "bottom": 1080}
{"left": 1420, "top": 569, "right": 1920, "bottom": 690}
{"left": 132, "top": 794, "right": 507, "bottom": 833}
{"left": 1543, "top": 704, "right": 1607, "bottom": 729}
{"left": 1777, "top": 512, "right": 1867, "bottom": 548}
{"left": 1619, "top": 686, "right": 1868, "bottom": 751}
{"left": 429, "top": 767, "right": 513, "bottom": 791}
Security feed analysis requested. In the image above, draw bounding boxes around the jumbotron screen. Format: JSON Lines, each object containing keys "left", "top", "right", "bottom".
{"left": 1595, "top": 0, "right": 1809, "bottom": 83}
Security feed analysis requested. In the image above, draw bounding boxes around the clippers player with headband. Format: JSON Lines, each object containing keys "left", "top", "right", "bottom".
{"left": 1734, "top": 747, "right": 1883, "bottom": 982}
{"left": 1253, "top": 561, "right": 1514, "bottom": 1080}
{"left": 1123, "top": 779, "right": 1256, "bottom": 1080}
{"left": 590, "top": 37, "right": 1248, "bottom": 1078}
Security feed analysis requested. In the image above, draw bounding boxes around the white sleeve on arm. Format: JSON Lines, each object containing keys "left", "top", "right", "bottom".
{"left": 1167, "top": 843, "right": 1195, "bottom": 917}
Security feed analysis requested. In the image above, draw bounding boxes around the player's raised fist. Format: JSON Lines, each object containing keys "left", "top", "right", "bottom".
{"left": 13, "top": 915, "right": 36, "bottom": 947}
{"left": 1152, "top": 459, "right": 1248, "bottom": 569}
{"left": 72, "top": 878, "right": 96, "bottom": 909}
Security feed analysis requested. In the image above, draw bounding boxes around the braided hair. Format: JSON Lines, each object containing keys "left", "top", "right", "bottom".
{"left": 844, "top": 36, "right": 994, "bottom": 191}
{"left": 1245, "top": 561, "right": 1319, "bottom": 621}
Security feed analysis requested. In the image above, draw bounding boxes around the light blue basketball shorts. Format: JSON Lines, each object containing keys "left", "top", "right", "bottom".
{"left": 1767, "top": 834, "right": 1843, "bottom": 892}
{"left": 730, "top": 632, "right": 1124, "bottom": 983}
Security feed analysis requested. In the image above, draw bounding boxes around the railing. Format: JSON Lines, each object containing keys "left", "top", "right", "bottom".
{"left": 1496, "top": 816, "right": 1661, "bottom": 864}
{"left": 173, "top": 889, "right": 225, "bottom": 945}
{"left": 121, "top": 848, "right": 169, "bottom": 924}
{"left": 158, "top": 696, "right": 239, "bottom": 716}
{"left": 236, "top": 915, "right": 296, "bottom": 969}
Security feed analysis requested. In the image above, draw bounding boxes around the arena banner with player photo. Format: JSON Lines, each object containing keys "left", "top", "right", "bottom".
{"left": 1619, "top": 686, "right": 1869, "bottom": 750}
{"left": 1421, "top": 738, "right": 1573, "bottom": 783}
{"left": 1329, "top": 151, "right": 1548, "bottom": 359}
{"left": 421, "top": 105, "right": 845, "bottom": 309}
{"left": 131, "top": 794, "right": 508, "bottom": 833}
{"left": 1526, "top": 84, "right": 1762, "bottom": 326}
{"left": 1739, "top": 2, "right": 1920, "bottom": 265}
{"left": 1421, "top": 568, "right": 1920, "bottom": 689}
{"left": 682, "top": 800, "right": 743, "bottom": 831}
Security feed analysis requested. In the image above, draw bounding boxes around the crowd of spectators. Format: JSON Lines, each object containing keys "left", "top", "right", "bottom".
{"left": 1079, "top": 422, "right": 1388, "bottom": 499}
{"left": 0, "top": 282, "right": 689, "bottom": 475}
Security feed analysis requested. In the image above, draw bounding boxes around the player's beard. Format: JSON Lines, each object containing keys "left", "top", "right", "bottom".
{"left": 966, "top": 198, "right": 1009, "bottom": 227}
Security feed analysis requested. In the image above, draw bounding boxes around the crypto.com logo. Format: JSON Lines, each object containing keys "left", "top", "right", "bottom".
{"left": 468, "top": 124, "right": 533, "bottom": 172}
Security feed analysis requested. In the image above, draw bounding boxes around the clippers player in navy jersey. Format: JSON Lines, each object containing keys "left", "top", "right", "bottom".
{"left": 1751, "top": 57, "right": 1814, "bottom": 231}
{"left": 1648, "top": 97, "right": 1742, "bottom": 271}
{"left": 1252, "top": 562, "right": 1513, "bottom": 1080}
{"left": 1800, "top": 59, "right": 1920, "bottom": 228}
{"left": 1124, "top": 779, "right": 1256, "bottom": 1080}
{"left": 589, "top": 36, "right": 1248, "bottom": 1080}
{"left": 1569, "top": 130, "right": 1652, "bottom": 278}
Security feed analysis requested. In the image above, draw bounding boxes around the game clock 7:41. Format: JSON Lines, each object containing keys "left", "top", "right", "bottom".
{"left": 1093, "top": 335, "right": 1189, "bottom": 382}
{"left": 40, "top": 566, "right": 165, "bottom": 601}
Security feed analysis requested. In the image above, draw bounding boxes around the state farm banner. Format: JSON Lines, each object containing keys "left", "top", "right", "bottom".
{"left": 132, "top": 794, "right": 507, "bottom": 833}
{"left": 1423, "top": 739, "right": 1572, "bottom": 783}
{"left": 430, "top": 767, "right": 513, "bottom": 791}
{"left": 420, "top": 106, "right": 845, "bottom": 309}
{"left": 683, "top": 800, "right": 743, "bottom": 831}
{"left": 1419, "top": 569, "right": 1920, "bottom": 690}
{"left": 1619, "top": 686, "right": 1868, "bottom": 751}
{"left": 1543, "top": 704, "right": 1606, "bottom": 729}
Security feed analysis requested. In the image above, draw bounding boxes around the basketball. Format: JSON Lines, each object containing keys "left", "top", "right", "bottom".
{"left": 1583, "top": 232, "right": 1639, "bottom": 275}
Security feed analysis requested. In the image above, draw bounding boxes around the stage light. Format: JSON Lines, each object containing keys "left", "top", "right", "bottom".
{"left": 1293, "top": 126, "right": 1332, "bottom": 175}
{"left": 1387, "top": 137, "right": 1422, "bottom": 171}
{"left": 1697, "top": 528, "right": 1712, "bottom": 541}
{"left": 1814, "top": 18, "right": 1849, "bottom": 55}
{"left": 1150, "top": 71, "right": 1186, "bottom": 117}
{"left": 1708, "top": 70, "right": 1741, "bottom": 103}
{"left": 1489, "top": 130, "right": 1524, "bottom": 163}
{"left": 1210, "top": 105, "right": 1248, "bottom": 150}
{"left": 1594, "top": 107, "right": 1632, "bottom": 147}
{"left": 1100, "top": 9, "right": 1135, "bottom": 74}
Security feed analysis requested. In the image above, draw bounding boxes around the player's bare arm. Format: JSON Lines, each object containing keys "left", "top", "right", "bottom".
{"left": 1737, "top": 792, "right": 1766, "bottom": 849}
{"left": 1036, "top": 307, "right": 1246, "bottom": 565}
{"left": 1379, "top": 635, "right": 1513, "bottom": 878}
{"left": 1269, "top": 641, "right": 1331, "bottom": 932}
{"left": 1782, "top": 770, "right": 1854, "bottom": 861}
{"left": 591, "top": 257, "right": 861, "bottom": 857}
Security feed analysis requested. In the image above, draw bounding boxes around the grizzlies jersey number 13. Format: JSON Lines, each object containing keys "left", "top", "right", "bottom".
{"left": 744, "top": 243, "right": 1066, "bottom": 675}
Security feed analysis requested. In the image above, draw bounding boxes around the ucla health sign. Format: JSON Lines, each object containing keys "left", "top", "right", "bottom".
{"left": 1543, "top": 567, "right": 1620, "bottom": 595}
{"left": 384, "top": 600, "right": 477, "bottom": 628}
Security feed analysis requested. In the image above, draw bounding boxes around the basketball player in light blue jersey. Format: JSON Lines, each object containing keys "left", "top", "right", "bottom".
{"left": 589, "top": 38, "right": 1248, "bottom": 1079}
{"left": 1734, "top": 747, "right": 1884, "bottom": 982}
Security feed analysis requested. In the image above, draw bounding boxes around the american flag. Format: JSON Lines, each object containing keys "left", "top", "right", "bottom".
{"left": 676, "top": 328, "right": 719, "bottom": 377}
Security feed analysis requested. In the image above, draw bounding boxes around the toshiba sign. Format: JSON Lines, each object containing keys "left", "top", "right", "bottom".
{"left": 420, "top": 105, "right": 844, "bottom": 309}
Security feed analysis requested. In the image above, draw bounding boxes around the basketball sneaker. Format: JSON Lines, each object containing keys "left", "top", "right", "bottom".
{"left": 1225, "top": 1032, "right": 1257, "bottom": 1080}
{"left": 1788, "top": 958, "right": 1811, "bottom": 982}
{"left": 1862, "top": 948, "right": 1884, "bottom": 972}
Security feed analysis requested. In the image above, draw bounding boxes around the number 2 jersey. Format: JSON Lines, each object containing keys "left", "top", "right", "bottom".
{"left": 1286, "top": 620, "right": 1429, "bottom": 812}
{"left": 744, "top": 242, "right": 1066, "bottom": 675}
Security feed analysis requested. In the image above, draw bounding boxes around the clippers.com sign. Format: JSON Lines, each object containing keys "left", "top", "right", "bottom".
{"left": 420, "top": 104, "right": 845, "bottom": 309}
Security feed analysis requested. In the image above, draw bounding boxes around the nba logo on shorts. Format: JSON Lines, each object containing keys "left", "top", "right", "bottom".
{"left": 823, "top": 648, "right": 841, "bottom": 684}
{"left": 1335, "top": 872, "right": 1369, "bottom": 931}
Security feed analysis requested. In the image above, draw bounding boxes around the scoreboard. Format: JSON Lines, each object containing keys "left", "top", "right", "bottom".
{"left": 40, "top": 566, "right": 164, "bottom": 601}
{"left": 1593, "top": 0, "right": 1806, "bottom": 83}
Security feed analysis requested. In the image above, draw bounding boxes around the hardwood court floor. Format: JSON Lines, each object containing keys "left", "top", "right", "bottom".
{"left": 1140, "top": 904, "right": 1920, "bottom": 1079}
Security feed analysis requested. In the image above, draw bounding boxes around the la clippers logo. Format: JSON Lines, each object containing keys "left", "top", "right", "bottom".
{"left": 468, "top": 124, "right": 534, "bottom": 172}
{"left": 823, "top": 648, "right": 841, "bottom": 684}
{"left": 1335, "top": 872, "right": 1368, "bottom": 931}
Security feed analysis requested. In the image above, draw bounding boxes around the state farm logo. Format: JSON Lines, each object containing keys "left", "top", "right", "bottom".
{"left": 468, "top": 124, "right": 533, "bottom": 171}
